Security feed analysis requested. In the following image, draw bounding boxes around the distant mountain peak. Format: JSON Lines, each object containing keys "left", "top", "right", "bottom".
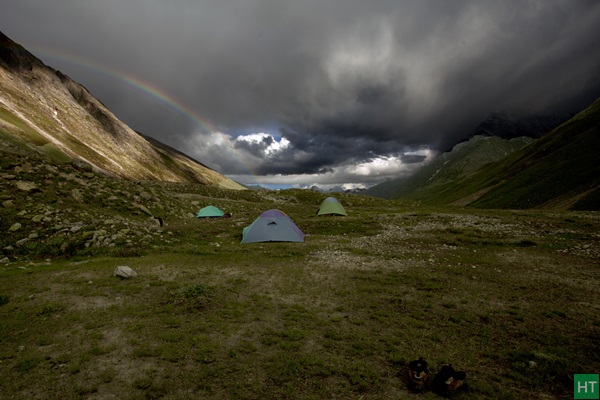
{"left": 465, "top": 109, "right": 573, "bottom": 141}
{"left": 0, "top": 31, "right": 40, "bottom": 72}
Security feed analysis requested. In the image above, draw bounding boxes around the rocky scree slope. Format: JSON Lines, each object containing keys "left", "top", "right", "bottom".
{"left": 0, "top": 147, "right": 254, "bottom": 264}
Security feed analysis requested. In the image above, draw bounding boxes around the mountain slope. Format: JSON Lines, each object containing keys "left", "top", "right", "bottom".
{"left": 0, "top": 31, "right": 243, "bottom": 189}
{"left": 365, "top": 135, "right": 533, "bottom": 199}
{"left": 461, "top": 97, "right": 600, "bottom": 210}
{"left": 366, "top": 96, "right": 600, "bottom": 210}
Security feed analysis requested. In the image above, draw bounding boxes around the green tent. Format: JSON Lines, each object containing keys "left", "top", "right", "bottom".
{"left": 241, "top": 209, "right": 304, "bottom": 243}
{"left": 197, "top": 205, "right": 225, "bottom": 218}
{"left": 317, "top": 197, "right": 347, "bottom": 216}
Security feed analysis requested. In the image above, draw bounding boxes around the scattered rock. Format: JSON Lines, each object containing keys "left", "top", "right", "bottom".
{"left": 133, "top": 203, "right": 152, "bottom": 215}
{"left": 9, "top": 223, "right": 22, "bottom": 232}
{"left": 2, "top": 200, "right": 14, "bottom": 208}
{"left": 15, "top": 181, "right": 38, "bottom": 192}
{"left": 114, "top": 266, "right": 137, "bottom": 279}
{"left": 71, "top": 189, "right": 84, "bottom": 202}
{"left": 44, "top": 164, "right": 58, "bottom": 173}
{"left": 15, "top": 238, "right": 29, "bottom": 247}
{"left": 14, "top": 163, "right": 33, "bottom": 173}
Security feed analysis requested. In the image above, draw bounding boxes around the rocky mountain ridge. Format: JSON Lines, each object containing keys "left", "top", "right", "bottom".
{"left": 0, "top": 31, "right": 243, "bottom": 189}
{"left": 465, "top": 109, "right": 573, "bottom": 141}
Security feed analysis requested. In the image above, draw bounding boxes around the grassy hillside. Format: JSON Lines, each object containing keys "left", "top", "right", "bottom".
{"left": 370, "top": 97, "right": 600, "bottom": 211}
{"left": 424, "top": 97, "right": 600, "bottom": 210}
{"left": 467, "top": 98, "right": 600, "bottom": 210}
{"left": 365, "top": 136, "right": 532, "bottom": 200}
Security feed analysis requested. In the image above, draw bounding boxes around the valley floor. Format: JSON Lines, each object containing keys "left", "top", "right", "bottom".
{"left": 1, "top": 198, "right": 598, "bottom": 399}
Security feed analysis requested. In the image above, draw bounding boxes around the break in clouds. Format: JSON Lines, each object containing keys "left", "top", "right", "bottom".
{"left": 2, "top": 0, "right": 600, "bottom": 187}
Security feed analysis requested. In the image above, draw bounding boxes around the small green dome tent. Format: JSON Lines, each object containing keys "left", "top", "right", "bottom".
{"left": 317, "top": 197, "right": 347, "bottom": 216}
{"left": 197, "top": 205, "right": 225, "bottom": 218}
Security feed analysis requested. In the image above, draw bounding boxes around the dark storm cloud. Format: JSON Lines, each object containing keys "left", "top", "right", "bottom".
{"left": 400, "top": 154, "right": 427, "bottom": 165}
{"left": 2, "top": 0, "right": 600, "bottom": 184}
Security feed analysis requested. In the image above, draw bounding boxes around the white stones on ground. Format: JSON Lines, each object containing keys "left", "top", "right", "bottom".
{"left": 114, "top": 266, "right": 137, "bottom": 279}
{"left": 9, "top": 223, "right": 22, "bottom": 232}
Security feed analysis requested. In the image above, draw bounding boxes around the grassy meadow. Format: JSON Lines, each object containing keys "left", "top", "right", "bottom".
{"left": 1, "top": 185, "right": 599, "bottom": 399}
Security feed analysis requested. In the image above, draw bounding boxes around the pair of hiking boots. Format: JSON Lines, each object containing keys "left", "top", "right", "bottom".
{"left": 407, "top": 357, "right": 467, "bottom": 396}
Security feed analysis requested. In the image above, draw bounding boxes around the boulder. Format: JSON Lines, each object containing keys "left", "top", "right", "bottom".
{"left": 16, "top": 181, "right": 38, "bottom": 192}
{"left": 15, "top": 238, "right": 29, "bottom": 247}
{"left": 114, "top": 266, "right": 137, "bottom": 279}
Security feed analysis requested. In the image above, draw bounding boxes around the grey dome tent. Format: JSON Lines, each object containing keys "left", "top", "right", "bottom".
{"left": 241, "top": 209, "right": 304, "bottom": 243}
{"left": 317, "top": 197, "right": 347, "bottom": 216}
{"left": 197, "top": 205, "right": 225, "bottom": 218}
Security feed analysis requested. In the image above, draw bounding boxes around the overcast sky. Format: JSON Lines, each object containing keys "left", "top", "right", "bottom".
{"left": 2, "top": 0, "right": 600, "bottom": 189}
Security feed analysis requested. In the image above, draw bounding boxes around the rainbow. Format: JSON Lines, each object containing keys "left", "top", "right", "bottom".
{"left": 25, "top": 45, "right": 258, "bottom": 180}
